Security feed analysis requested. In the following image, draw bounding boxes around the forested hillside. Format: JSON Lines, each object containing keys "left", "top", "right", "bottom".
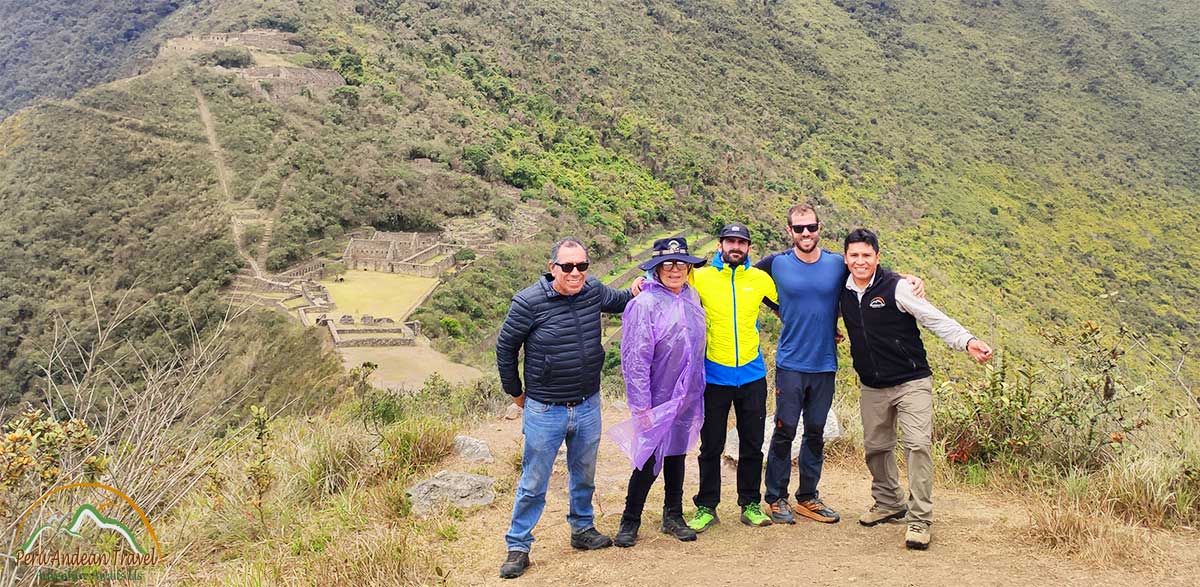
{"left": 0, "top": 0, "right": 183, "bottom": 119}
{"left": 1, "top": 0, "right": 1198, "bottom": 401}
{"left": 384, "top": 0, "right": 1200, "bottom": 376}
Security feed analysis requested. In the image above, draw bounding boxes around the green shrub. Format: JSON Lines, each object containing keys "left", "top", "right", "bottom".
{"left": 439, "top": 316, "right": 462, "bottom": 338}
{"left": 332, "top": 86, "right": 359, "bottom": 108}
{"left": 938, "top": 323, "right": 1150, "bottom": 473}
{"left": 241, "top": 224, "right": 265, "bottom": 248}
{"left": 197, "top": 47, "right": 254, "bottom": 68}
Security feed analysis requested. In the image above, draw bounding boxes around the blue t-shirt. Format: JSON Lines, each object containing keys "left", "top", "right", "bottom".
{"left": 755, "top": 249, "right": 847, "bottom": 373}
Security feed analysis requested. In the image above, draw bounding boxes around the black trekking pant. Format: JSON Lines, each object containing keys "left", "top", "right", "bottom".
{"left": 692, "top": 378, "right": 768, "bottom": 509}
{"left": 622, "top": 454, "right": 686, "bottom": 523}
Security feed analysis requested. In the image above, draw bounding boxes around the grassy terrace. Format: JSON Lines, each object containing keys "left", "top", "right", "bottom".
{"left": 320, "top": 270, "right": 438, "bottom": 321}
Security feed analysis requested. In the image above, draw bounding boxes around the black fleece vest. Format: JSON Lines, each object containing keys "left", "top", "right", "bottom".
{"left": 839, "top": 269, "right": 932, "bottom": 388}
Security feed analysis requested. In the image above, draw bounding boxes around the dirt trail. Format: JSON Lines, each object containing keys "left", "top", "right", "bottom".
{"left": 442, "top": 402, "right": 1200, "bottom": 587}
{"left": 194, "top": 88, "right": 263, "bottom": 278}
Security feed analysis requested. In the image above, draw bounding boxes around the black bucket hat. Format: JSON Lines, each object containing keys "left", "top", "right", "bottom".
{"left": 638, "top": 237, "right": 707, "bottom": 271}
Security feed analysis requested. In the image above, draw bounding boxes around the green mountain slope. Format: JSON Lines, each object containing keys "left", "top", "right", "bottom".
{"left": 1, "top": 0, "right": 1197, "bottom": 402}
{"left": 0, "top": 0, "right": 184, "bottom": 119}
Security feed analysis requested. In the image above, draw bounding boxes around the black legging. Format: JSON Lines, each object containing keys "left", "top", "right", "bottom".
{"left": 622, "top": 454, "right": 686, "bottom": 523}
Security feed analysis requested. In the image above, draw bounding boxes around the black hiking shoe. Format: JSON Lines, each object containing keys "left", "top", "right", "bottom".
{"left": 570, "top": 526, "right": 614, "bottom": 550}
{"left": 499, "top": 550, "right": 530, "bottom": 579}
{"left": 614, "top": 518, "right": 640, "bottom": 548}
{"left": 660, "top": 513, "right": 698, "bottom": 542}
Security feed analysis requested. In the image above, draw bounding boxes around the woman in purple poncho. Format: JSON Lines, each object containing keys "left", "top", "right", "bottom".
{"left": 607, "top": 237, "right": 707, "bottom": 547}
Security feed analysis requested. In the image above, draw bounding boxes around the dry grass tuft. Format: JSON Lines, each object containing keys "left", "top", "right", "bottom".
{"left": 1026, "top": 493, "right": 1164, "bottom": 565}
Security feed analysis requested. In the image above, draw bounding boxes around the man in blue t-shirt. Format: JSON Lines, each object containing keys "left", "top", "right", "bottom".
{"left": 755, "top": 203, "right": 922, "bottom": 525}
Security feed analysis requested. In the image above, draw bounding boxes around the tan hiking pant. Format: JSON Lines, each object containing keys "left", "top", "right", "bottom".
{"left": 860, "top": 376, "right": 934, "bottom": 524}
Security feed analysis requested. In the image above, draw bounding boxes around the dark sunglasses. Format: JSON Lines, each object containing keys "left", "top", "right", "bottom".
{"left": 553, "top": 261, "right": 590, "bottom": 273}
{"left": 658, "top": 260, "right": 692, "bottom": 271}
{"left": 791, "top": 223, "right": 820, "bottom": 234}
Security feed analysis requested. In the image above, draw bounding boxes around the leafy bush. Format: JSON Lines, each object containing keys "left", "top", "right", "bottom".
{"left": 197, "top": 47, "right": 255, "bottom": 68}
{"left": 938, "top": 323, "right": 1150, "bottom": 472}
{"left": 242, "top": 224, "right": 265, "bottom": 248}
{"left": 331, "top": 86, "right": 359, "bottom": 109}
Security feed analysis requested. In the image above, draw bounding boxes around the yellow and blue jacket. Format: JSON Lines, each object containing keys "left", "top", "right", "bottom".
{"left": 690, "top": 254, "right": 778, "bottom": 387}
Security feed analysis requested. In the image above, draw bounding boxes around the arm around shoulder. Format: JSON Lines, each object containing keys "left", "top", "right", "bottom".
{"left": 600, "top": 281, "right": 635, "bottom": 313}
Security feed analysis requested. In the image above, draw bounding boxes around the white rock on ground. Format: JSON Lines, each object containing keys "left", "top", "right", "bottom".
{"left": 454, "top": 435, "right": 494, "bottom": 463}
{"left": 406, "top": 470, "right": 496, "bottom": 516}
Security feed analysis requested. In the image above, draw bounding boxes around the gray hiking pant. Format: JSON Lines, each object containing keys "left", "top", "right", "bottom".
{"left": 860, "top": 376, "right": 934, "bottom": 524}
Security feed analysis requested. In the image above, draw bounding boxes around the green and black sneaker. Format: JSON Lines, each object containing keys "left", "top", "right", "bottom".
{"left": 687, "top": 506, "right": 719, "bottom": 533}
{"left": 740, "top": 502, "right": 773, "bottom": 527}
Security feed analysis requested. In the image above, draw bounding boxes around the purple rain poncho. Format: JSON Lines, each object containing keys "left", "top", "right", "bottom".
{"left": 606, "top": 280, "right": 706, "bottom": 474}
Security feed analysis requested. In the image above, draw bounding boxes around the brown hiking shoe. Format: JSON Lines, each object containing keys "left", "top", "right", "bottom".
{"left": 859, "top": 504, "right": 907, "bottom": 527}
{"left": 905, "top": 522, "right": 931, "bottom": 550}
{"left": 793, "top": 498, "right": 840, "bottom": 523}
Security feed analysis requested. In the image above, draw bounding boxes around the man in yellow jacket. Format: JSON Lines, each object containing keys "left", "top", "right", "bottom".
{"left": 686, "top": 223, "right": 779, "bottom": 530}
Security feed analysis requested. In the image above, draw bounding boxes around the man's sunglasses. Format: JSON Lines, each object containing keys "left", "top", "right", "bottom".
{"left": 791, "top": 223, "right": 820, "bottom": 234}
{"left": 553, "top": 262, "right": 590, "bottom": 273}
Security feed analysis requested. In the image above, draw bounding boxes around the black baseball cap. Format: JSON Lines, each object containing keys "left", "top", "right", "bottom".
{"left": 718, "top": 223, "right": 752, "bottom": 242}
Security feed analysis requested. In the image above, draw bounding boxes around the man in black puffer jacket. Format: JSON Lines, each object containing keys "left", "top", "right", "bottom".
{"left": 496, "top": 237, "right": 636, "bottom": 579}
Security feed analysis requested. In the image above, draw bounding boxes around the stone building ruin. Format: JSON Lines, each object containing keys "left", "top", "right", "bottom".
{"left": 342, "top": 231, "right": 463, "bottom": 278}
{"left": 158, "top": 29, "right": 303, "bottom": 55}
{"left": 235, "top": 67, "right": 346, "bottom": 100}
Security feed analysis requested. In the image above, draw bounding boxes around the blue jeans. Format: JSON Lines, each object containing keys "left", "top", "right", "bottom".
{"left": 764, "top": 370, "right": 836, "bottom": 503}
{"left": 504, "top": 393, "right": 602, "bottom": 553}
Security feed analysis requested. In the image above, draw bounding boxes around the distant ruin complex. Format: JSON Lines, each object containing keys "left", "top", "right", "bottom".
{"left": 159, "top": 29, "right": 303, "bottom": 55}
{"left": 236, "top": 67, "right": 345, "bottom": 99}
{"left": 160, "top": 30, "right": 345, "bottom": 100}
{"left": 342, "top": 231, "right": 463, "bottom": 278}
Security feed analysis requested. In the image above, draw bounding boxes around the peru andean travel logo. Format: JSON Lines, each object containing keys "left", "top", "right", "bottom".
{"left": 11, "top": 483, "right": 161, "bottom": 582}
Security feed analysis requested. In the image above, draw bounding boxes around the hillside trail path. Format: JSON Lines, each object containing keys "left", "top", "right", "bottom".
{"left": 194, "top": 88, "right": 264, "bottom": 279}
{"left": 444, "top": 402, "right": 1200, "bottom": 586}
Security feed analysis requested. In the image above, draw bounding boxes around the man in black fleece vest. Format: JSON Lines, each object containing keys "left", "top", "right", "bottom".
{"left": 838, "top": 229, "right": 993, "bottom": 551}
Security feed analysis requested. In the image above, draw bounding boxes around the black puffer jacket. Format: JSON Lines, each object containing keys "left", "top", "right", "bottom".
{"left": 496, "top": 274, "right": 633, "bottom": 403}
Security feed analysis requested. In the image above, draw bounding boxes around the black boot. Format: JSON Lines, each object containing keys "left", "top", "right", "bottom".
{"left": 569, "top": 526, "right": 613, "bottom": 550}
{"left": 614, "top": 518, "right": 640, "bottom": 547}
{"left": 499, "top": 551, "right": 530, "bottom": 579}
{"left": 660, "top": 509, "right": 698, "bottom": 542}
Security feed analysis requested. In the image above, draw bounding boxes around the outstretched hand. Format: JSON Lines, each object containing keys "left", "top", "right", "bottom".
{"left": 967, "top": 338, "right": 993, "bottom": 363}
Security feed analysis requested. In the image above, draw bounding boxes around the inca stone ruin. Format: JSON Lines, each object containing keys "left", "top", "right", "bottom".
{"left": 342, "top": 231, "right": 463, "bottom": 278}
